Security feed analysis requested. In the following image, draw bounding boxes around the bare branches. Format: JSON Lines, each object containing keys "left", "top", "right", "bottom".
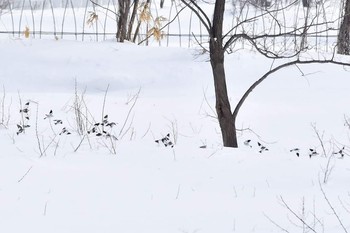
{"left": 180, "top": 0, "right": 211, "bottom": 35}
{"left": 224, "top": 0, "right": 299, "bottom": 40}
{"left": 232, "top": 58, "right": 350, "bottom": 121}
{"left": 221, "top": 1, "right": 342, "bottom": 58}
{"left": 280, "top": 196, "right": 318, "bottom": 233}
{"left": 118, "top": 88, "right": 140, "bottom": 139}
{"left": 34, "top": 103, "right": 44, "bottom": 157}
{"left": 311, "top": 123, "right": 327, "bottom": 157}
{"left": 17, "top": 166, "right": 33, "bottom": 183}
{"left": 138, "top": 3, "right": 188, "bottom": 45}
{"left": 0, "top": 85, "right": 11, "bottom": 129}
{"left": 320, "top": 184, "right": 349, "bottom": 233}
{"left": 89, "top": 0, "right": 118, "bottom": 17}
{"left": 101, "top": 84, "right": 110, "bottom": 132}
{"left": 223, "top": 18, "right": 339, "bottom": 57}
{"left": 263, "top": 213, "right": 290, "bottom": 233}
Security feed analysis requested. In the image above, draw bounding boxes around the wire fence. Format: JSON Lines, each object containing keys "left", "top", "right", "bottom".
{"left": 0, "top": 0, "right": 343, "bottom": 50}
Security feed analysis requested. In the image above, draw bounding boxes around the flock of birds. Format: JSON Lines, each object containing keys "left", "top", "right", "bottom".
{"left": 244, "top": 139, "right": 346, "bottom": 158}
{"left": 153, "top": 134, "right": 347, "bottom": 159}
{"left": 16, "top": 102, "right": 117, "bottom": 140}
{"left": 15, "top": 103, "right": 348, "bottom": 158}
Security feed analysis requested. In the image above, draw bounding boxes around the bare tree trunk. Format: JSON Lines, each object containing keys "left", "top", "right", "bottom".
{"left": 180, "top": 0, "right": 350, "bottom": 148}
{"left": 132, "top": 0, "right": 151, "bottom": 43}
{"left": 302, "top": 0, "right": 309, "bottom": 7}
{"left": 116, "top": 0, "right": 131, "bottom": 42}
{"left": 127, "top": 0, "right": 139, "bottom": 41}
{"left": 338, "top": 0, "right": 350, "bottom": 55}
{"left": 210, "top": 0, "right": 238, "bottom": 147}
{"left": 210, "top": 46, "right": 238, "bottom": 147}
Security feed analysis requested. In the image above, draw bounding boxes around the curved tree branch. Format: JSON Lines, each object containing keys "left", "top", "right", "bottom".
{"left": 180, "top": 0, "right": 212, "bottom": 36}
{"left": 232, "top": 58, "right": 350, "bottom": 121}
{"left": 223, "top": 0, "right": 299, "bottom": 40}
{"left": 90, "top": 0, "right": 119, "bottom": 17}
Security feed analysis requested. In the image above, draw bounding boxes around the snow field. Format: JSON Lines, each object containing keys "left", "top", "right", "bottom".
{"left": 0, "top": 38, "right": 349, "bottom": 232}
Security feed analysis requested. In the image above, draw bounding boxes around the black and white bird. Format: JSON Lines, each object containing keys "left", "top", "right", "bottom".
{"left": 59, "top": 127, "right": 71, "bottom": 135}
{"left": 244, "top": 139, "right": 252, "bottom": 148}
{"left": 155, "top": 133, "right": 174, "bottom": 148}
{"left": 44, "top": 110, "right": 53, "bottom": 119}
{"left": 290, "top": 148, "right": 300, "bottom": 157}
{"left": 333, "top": 146, "right": 345, "bottom": 158}
{"left": 53, "top": 119, "right": 63, "bottom": 125}
{"left": 309, "top": 148, "right": 318, "bottom": 158}
{"left": 258, "top": 142, "right": 268, "bottom": 153}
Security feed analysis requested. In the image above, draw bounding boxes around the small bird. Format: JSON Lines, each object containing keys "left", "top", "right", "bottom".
{"left": 290, "top": 148, "right": 300, "bottom": 157}
{"left": 106, "top": 122, "right": 117, "bottom": 127}
{"left": 59, "top": 127, "right": 71, "bottom": 135}
{"left": 309, "top": 149, "right": 318, "bottom": 158}
{"left": 244, "top": 139, "right": 252, "bottom": 148}
{"left": 20, "top": 108, "right": 29, "bottom": 113}
{"left": 53, "top": 119, "right": 63, "bottom": 125}
{"left": 44, "top": 110, "right": 53, "bottom": 119}
{"left": 155, "top": 133, "right": 174, "bottom": 148}
{"left": 258, "top": 142, "right": 268, "bottom": 153}
{"left": 16, "top": 124, "right": 24, "bottom": 135}
{"left": 333, "top": 146, "right": 345, "bottom": 158}
{"left": 102, "top": 115, "right": 109, "bottom": 124}
{"left": 259, "top": 146, "right": 269, "bottom": 153}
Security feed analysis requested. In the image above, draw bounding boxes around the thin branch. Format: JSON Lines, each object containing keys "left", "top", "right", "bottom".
{"left": 101, "top": 84, "right": 109, "bottom": 120}
{"left": 179, "top": 0, "right": 211, "bottom": 35}
{"left": 18, "top": 166, "right": 33, "bottom": 183}
{"left": 34, "top": 103, "right": 45, "bottom": 157}
{"left": 311, "top": 123, "right": 327, "bottom": 157}
{"left": 118, "top": 88, "right": 140, "bottom": 137}
{"left": 224, "top": 0, "right": 299, "bottom": 40}
{"left": 280, "top": 196, "right": 318, "bottom": 233}
{"left": 320, "top": 184, "right": 349, "bottom": 233}
{"left": 191, "top": 32, "right": 209, "bottom": 53}
{"left": 138, "top": 4, "right": 188, "bottom": 45}
{"left": 232, "top": 59, "right": 350, "bottom": 121}
{"left": 338, "top": 197, "right": 350, "bottom": 214}
{"left": 101, "top": 84, "right": 109, "bottom": 133}
{"left": 224, "top": 17, "right": 341, "bottom": 53}
{"left": 90, "top": 0, "right": 119, "bottom": 17}
{"left": 74, "top": 134, "right": 86, "bottom": 152}
{"left": 263, "top": 212, "right": 290, "bottom": 233}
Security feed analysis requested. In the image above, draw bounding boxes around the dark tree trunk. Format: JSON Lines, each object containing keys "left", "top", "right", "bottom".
{"left": 132, "top": 0, "right": 150, "bottom": 43}
{"left": 338, "top": 0, "right": 350, "bottom": 55}
{"left": 209, "top": 0, "right": 238, "bottom": 148}
{"left": 210, "top": 45, "right": 238, "bottom": 147}
{"left": 302, "top": 0, "right": 309, "bottom": 7}
{"left": 127, "top": 0, "right": 139, "bottom": 41}
{"left": 160, "top": 0, "right": 165, "bottom": 8}
{"left": 117, "top": 0, "right": 130, "bottom": 42}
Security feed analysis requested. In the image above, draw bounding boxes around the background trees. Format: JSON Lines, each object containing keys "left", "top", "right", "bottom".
{"left": 116, "top": 0, "right": 131, "bottom": 42}
{"left": 181, "top": 0, "right": 350, "bottom": 148}
{"left": 90, "top": 0, "right": 350, "bottom": 148}
{"left": 337, "top": 0, "right": 350, "bottom": 55}
{"left": 92, "top": 0, "right": 159, "bottom": 43}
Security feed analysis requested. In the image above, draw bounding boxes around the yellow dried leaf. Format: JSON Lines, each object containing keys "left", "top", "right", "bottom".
{"left": 140, "top": 9, "right": 151, "bottom": 22}
{"left": 148, "top": 27, "right": 164, "bottom": 42}
{"left": 86, "top": 11, "right": 98, "bottom": 27}
{"left": 24, "top": 26, "right": 30, "bottom": 38}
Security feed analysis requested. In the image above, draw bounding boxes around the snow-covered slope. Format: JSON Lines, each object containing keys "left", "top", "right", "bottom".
{"left": 0, "top": 38, "right": 349, "bottom": 233}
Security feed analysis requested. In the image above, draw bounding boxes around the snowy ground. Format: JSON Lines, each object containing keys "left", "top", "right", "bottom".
{"left": 0, "top": 38, "right": 350, "bottom": 233}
